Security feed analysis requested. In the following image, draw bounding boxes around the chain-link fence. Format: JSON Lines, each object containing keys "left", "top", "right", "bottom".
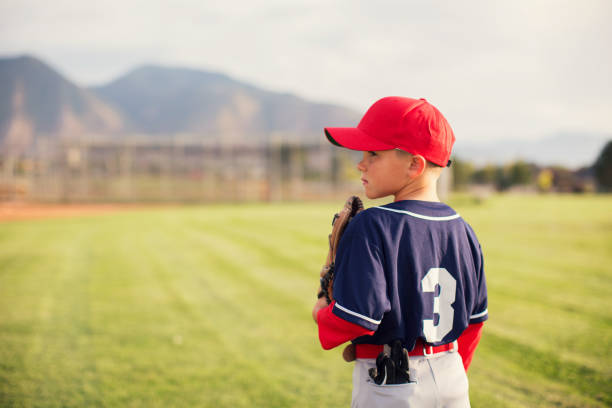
{"left": 0, "top": 138, "right": 368, "bottom": 203}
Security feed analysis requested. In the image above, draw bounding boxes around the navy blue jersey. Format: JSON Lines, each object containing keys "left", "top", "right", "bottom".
{"left": 331, "top": 200, "right": 488, "bottom": 350}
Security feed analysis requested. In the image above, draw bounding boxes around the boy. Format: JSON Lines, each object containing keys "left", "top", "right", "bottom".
{"left": 312, "top": 97, "right": 487, "bottom": 407}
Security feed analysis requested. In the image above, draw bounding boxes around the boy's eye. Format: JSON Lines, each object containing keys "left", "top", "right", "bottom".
{"left": 367, "top": 151, "right": 377, "bottom": 156}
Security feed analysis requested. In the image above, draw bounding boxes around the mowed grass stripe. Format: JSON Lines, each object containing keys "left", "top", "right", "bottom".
{"left": 185, "top": 222, "right": 320, "bottom": 298}
{"left": 159, "top": 208, "right": 350, "bottom": 368}
{"left": 0, "top": 220, "right": 100, "bottom": 407}
{"left": 484, "top": 332, "right": 610, "bottom": 406}
{"left": 104, "top": 212, "right": 302, "bottom": 407}
{"left": 81, "top": 206, "right": 352, "bottom": 407}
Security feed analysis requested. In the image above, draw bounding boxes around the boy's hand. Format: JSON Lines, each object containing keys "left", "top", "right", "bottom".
{"left": 312, "top": 297, "right": 329, "bottom": 323}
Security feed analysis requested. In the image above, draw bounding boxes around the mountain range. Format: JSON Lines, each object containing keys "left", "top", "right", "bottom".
{"left": 0, "top": 55, "right": 123, "bottom": 151}
{"left": 0, "top": 54, "right": 609, "bottom": 167}
{"left": 91, "top": 64, "right": 361, "bottom": 141}
{"left": 0, "top": 55, "right": 360, "bottom": 150}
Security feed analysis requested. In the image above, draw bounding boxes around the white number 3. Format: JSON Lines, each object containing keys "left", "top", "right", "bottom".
{"left": 421, "top": 268, "right": 456, "bottom": 343}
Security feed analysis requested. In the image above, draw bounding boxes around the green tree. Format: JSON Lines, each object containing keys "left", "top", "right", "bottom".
{"left": 593, "top": 140, "right": 612, "bottom": 192}
{"left": 451, "top": 157, "right": 474, "bottom": 191}
{"left": 508, "top": 160, "right": 534, "bottom": 185}
{"left": 537, "top": 169, "right": 554, "bottom": 192}
{"left": 472, "top": 164, "right": 498, "bottom": 185}
{"left": 495, "top": 166, "right": 512, "bottom": 191}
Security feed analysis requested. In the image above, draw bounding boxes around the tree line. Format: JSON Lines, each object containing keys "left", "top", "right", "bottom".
{"left": 452, "top": 140, "right": 612, "bottom": 193}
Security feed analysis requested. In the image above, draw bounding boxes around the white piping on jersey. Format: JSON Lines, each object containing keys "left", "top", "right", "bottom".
{"left": 334, "top": 302, "right": 382, "bottom": 326}
{"left": 374, "top": 206, "right": 461, "bottom": 221}
{"left": 470, "top": 309, "right": 488, "bottom": 319}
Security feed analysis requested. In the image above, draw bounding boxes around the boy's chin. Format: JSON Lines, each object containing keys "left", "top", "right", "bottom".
{"left": 364, "top": 190, "right": 387, "bottom": 200}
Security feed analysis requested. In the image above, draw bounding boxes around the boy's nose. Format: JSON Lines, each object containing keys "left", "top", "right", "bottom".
{"left": 356, "top": 159, "right": 366, "bottom": 172}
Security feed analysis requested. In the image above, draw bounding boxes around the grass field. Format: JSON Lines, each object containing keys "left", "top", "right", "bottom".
{"left": 0, "top": 194, "right": 610, "bottom": 407}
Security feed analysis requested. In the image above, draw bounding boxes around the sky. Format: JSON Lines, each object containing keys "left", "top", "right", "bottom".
{"left": 1, "top": 0, "right": 611, "bottom": 143}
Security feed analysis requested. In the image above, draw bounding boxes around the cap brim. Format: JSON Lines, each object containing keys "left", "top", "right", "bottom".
{"left": 324, "top": 127, "right": 395, "bottom": 151}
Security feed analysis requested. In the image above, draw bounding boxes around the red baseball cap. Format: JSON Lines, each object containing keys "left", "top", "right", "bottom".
{"left": 324, "top": 97, "right": 455, "bottom": 167}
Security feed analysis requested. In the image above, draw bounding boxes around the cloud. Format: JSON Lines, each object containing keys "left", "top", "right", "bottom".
{"left": 1, "top": 0, "right": 611, "bottom": 140}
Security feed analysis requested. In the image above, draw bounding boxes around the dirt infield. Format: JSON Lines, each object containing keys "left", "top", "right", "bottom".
{"left": 0, "top": 202, "right": 166, "bottom": 222}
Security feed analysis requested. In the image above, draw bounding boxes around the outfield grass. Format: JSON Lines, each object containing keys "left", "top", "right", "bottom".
{"left": 0, "top": 194, "right": 610, "bottom": 407}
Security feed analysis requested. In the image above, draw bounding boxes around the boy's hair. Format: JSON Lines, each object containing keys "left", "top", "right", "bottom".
{"left": 394, "top": 148, "right": 445, "bottom": 169}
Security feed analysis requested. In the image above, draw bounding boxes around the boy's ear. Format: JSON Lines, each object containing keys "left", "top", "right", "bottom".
{"left": 406, "top": 154, "right": 427, "bottom": 178}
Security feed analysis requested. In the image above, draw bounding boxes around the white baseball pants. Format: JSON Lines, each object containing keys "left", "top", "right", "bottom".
{"left": 351, "top": 350, "right": 470, "bottom": 408}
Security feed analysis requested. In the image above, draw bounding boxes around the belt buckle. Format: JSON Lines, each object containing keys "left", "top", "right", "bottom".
{"left": 422, "top": 343, "right": 434, "bottom": 357}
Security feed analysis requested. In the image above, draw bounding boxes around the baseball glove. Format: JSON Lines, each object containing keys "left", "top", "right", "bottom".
{"left": 318, "top": 195, "right": 364, "bottom": 303}
{"left": 368, "top": 340, "right": 411, "bottom": 385}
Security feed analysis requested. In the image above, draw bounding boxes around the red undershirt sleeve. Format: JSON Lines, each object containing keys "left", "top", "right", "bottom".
{"left": 317, "top": 301, "right": 375, "bottom": 350}
{"left": 457, "top": 322, "right": 484, "bottom": 371}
